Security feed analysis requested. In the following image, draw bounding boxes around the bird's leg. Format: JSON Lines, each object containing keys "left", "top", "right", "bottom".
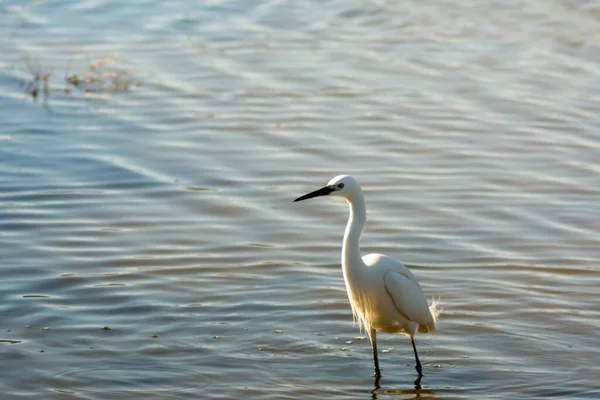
{"left": 413, "top": 374, "right": 422, "bottom": 390}
{"left": 411, "top": 336, "right": 423, "bottom": 376}
{"left": 370, "top": 328, "right": 381, "bottom": 380}
{"left": 370, "top": 377, "right": 381, "bottom": 400}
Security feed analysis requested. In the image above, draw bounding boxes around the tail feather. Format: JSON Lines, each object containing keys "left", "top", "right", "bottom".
{"left": 418, "top": 297, "right": 442, "bottom": 333}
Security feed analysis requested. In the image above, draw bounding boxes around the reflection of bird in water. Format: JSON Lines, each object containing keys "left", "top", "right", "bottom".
{"left": 370, "top": 375, "right": 436, "bottom": 400}
{"left": 294, "top": 175, "right": 441, "bottom": 381}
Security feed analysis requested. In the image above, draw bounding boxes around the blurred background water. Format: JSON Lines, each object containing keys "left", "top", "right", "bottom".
{"left": 1, "top": 0, "right": 600, "bottom": 398}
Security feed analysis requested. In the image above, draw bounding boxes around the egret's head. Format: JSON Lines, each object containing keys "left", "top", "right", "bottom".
{"left": 293, "top": 175, "right": 362, "bottom": 202}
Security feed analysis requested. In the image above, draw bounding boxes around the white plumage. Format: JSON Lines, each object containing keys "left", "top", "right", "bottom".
{"left": 294, "top": 175, "right": 441, "bottom": 381}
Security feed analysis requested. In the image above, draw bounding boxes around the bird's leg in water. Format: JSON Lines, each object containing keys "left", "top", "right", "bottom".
{"left": 370, "top": 376, "right": 381, "bottom": 400}
{"left": 370, "top": 329, "right": 381, "bottom": 380}
{"left": 411, "top": 337, "right": 423, "bottom": 376}
{"left": 413, "top": 374, "right": 422, "bottom": 390}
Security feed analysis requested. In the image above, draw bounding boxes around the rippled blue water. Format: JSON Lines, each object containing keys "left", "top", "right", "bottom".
{"left": 1, "top": 0, "right": 600, "bottom": 399}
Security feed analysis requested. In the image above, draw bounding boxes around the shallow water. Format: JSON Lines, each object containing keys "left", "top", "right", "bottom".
{"left": 1, "top": 0, "right": 600, "bottom": 398}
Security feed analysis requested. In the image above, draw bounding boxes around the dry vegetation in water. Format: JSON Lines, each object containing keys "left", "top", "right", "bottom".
{"left": 19, "top": 50, "right": 142, "bottom": 105}
{"left": 64, "top": 51, "right": 142, "bottom": 94}
{"left": 22, "top": 56, "right": 51, "bottom": 102}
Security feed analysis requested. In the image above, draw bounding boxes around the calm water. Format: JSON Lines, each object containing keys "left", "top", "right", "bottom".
{"left": 2, "top": 0, "right": 600, "bottom": 399}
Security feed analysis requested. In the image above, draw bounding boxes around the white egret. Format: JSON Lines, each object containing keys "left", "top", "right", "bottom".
{"left": 294, "top": 175, "right": 441, "bottom": 381}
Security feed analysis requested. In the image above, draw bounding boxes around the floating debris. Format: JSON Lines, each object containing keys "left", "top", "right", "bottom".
{"left": 382, "top": 348, "right": 392, "bottom": 353}
{"left": 182, "top": 186, "right": 214, "bottom": 192}
{"left": 0, "top": 339, "right": 22, "bottom": 344}
{"left": 55, "top": 389, "right": 75, "bottom": 394}
{"left": 274, "top": 329, "right": 284, "bottom": 334}
{"left": 152, "top": 335, "right": 159, "bottom": 338}
{"left": 213, "top": 335, "right": 221, "bottom": 339}
{"left": 247, "top": 243, "right": 274, "bottom": 248}
{"left": 41, "top": 327, "right": 49, "bottom": 331}
{"left": 354, "top": 336, "right": 367, "bottom": 340}
{"left": 345, "top": 340, "right": 353, "bottom": 344}
{"left": 102, "top": 326, "right": 112, "bottom": 331}
{"left": 316, "top": 332, "right": 325, "bottom": 336}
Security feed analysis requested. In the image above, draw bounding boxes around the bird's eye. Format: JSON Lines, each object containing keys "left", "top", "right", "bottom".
{"left": 337, "top": 183, "right": 344, "bottom": 189}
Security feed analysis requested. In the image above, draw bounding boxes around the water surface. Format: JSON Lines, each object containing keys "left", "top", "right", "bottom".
{"left": 1, "top": 0, "right": 600, "bottom": 399}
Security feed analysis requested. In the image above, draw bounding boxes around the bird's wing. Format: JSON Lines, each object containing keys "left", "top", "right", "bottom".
{"left": 363, "top": 253, "right": 420, "bottom": 285}
{"left": 383, "top": 271, "right": 433, "bottom": 326}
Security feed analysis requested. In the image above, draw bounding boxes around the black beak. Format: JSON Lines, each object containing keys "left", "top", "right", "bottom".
{"left": 293, "top": 186, "right": 334, "bottom": 202}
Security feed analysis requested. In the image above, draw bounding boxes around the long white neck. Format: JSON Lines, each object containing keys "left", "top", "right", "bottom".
{"left": 342, "top": 192, "right": 367, "bottom": 275}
